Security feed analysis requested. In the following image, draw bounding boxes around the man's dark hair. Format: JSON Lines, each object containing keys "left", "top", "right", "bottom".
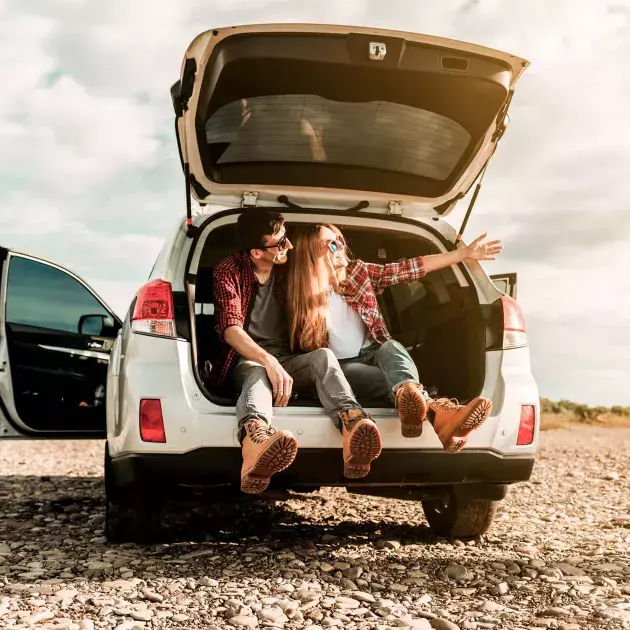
{"left": 236, "top": 210, "right": 285, "bottom": 251}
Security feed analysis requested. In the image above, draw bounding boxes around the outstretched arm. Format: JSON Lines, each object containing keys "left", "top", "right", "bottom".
{"left": 361, "top": 233, "right": 502, "bottom": 294}
{"left": 423, "top": 233, "right": 503, "bottom": 274}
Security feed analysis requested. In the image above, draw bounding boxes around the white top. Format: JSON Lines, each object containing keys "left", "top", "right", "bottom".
{"left": 327, "top": 291, "right": 370, "bottom": 359}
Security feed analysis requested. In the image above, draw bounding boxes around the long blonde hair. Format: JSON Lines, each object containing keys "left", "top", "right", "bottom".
{"left": 288, "top": 224, "right": 347, "bottom": 352}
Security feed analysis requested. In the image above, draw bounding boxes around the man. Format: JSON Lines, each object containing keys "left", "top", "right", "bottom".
{"left": 212, "top": 210, "right": 381, "bottom": 494}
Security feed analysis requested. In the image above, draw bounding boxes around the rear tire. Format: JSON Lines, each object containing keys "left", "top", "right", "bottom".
{"left": 422, "top": 490, "right": 498, "bottom": 539}
{"left": 104, "top": 444, "right": 163, "bottom": 544}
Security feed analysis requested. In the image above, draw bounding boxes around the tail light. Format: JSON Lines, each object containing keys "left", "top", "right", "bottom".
{"left": 131, "top": 279, "right": 175, "bottom": 338}
{"left": 517, "top": 404, "right": 536, "bottom": 445}
{"left": 489, "top": 295, "right": 528, "bottom": 350}
{"left": 139, "top": 399, "right": 166, "bottom": 443}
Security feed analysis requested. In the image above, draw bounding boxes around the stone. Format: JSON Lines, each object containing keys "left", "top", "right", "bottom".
{"left": 552, "top": 563, "right": 587, "bottom": 576}
{"left": 342, "top": 566, "right": 363, "bottom": 579}
{"left": 376, "top": 540, "right": 402, "bottom": 550}
{"left": 130, "top": 610, "right": 153, "bottom": 621}
{"left": 258, "top": 607, "right": 288, "bottom": 625}
{"left": 142, "top": 589, "right": 163, "bottom": 602}
{"left": 228, "top": 615, "right": 259, "bottom": 627}
{"left": 541, "top": 607, "right": 571, "bottom": 617}
{"left": 445, "top": 564, "right": 473, "bottom": 582}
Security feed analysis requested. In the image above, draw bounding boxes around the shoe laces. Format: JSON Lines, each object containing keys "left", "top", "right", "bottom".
{"left": 430, "top": 397, "right": 460, "bottom": 412}
{"left": 340, "top": 410, "right": 369, "bottom": 432}
{"left": 247, "top": 421, "right": 276, "bottom": 444}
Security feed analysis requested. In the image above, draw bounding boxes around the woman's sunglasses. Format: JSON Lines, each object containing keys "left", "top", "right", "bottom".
{"left": 327, "top": 236, "right": 346, "bottom": 254}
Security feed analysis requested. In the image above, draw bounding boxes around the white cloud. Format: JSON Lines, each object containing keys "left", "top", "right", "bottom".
{"left": 1, "top": 0, "right": 629, "bottom": 405}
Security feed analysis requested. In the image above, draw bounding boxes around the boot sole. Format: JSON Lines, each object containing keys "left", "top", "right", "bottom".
{"left": 444, "top": 437, "right": 467, "bottom": 454}
{"left": 437, "top": 398, "right": 492, "bottom": 453}
{"left": 241, "top": 435, "right": 298, "bottom": 494}
{"left": 397, "top": 387, "right": 427, "bottom": 438}
{"left": 344, "top": 421, "right": 382, "bottom": 479}
{"left": 452, "top": 398, "right": 493, "bottom": 438}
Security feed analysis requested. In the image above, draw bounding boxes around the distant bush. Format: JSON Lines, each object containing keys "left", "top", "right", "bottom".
{"left": 541, "top": 397, "right": 630, "bottom": 418}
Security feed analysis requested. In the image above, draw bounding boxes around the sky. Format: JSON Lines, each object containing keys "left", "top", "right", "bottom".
{"left": 1, "top": 0, "right": 629, "bottom": 406}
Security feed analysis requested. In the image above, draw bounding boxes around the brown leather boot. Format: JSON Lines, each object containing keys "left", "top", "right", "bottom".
{"left": 340, "top": 410, "right": 382, "bottom": 479}
{"left": 395, "top": 382, "right": 428, "bottom": 438}
{"left": 429, "top": 396, "right": 492, "bottom": 453}
{"left": 240, "top": 420, "right": 298, "bottom": 494}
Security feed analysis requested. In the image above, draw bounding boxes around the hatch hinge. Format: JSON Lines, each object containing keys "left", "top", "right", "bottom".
{"left": 388, "top": 200, "right": 403, "bottom": 216}
{"left": 241, "top": 191, "right": 259, "bottom": 208}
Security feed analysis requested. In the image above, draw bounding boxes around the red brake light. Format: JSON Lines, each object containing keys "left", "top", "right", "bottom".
{"left": 499, "top": 295, "right": 527, "bottom": 349}
{"left": 131, "top": 279, "right": 175, "bottom": 338}
{"left": 517, "top": 404, "right": 536, "bottom": 445}
{"left": 139, "top": 399, "right": 166, "bottom": 443}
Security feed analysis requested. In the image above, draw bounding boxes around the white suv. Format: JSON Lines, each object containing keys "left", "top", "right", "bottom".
{"left": 0, "top": 24, "right": 539, "bottom": 544}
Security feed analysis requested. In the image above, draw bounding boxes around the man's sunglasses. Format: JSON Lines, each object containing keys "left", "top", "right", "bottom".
{"left": 260, "top": 234, "right": 289, "bottom": 250}
{"left": 327, "top": 236, "right": 346, "bottom": 253}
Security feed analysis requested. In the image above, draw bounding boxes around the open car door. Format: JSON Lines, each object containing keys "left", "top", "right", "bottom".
{"left": 0, "top": 248, "right": 121, "bottom": 438}
{"left": 490, "top": 272, "right": 517, "bottom": 299}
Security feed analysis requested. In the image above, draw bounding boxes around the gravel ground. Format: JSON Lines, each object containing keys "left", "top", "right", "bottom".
{"left": 0, "top": 427, "right": 628, "bottom": 630}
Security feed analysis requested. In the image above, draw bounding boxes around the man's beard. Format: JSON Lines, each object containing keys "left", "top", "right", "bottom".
{"left": 272, "top": 250, "right": 289, "bottom": 264}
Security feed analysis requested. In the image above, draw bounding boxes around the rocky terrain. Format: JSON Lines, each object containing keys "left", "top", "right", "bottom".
{"left": 0, "top": 427, "right": 628, "bottom": 630}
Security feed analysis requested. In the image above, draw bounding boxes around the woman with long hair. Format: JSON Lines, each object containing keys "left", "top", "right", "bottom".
{"left": 288, "top": 223, "right": 502, "bottom": 452}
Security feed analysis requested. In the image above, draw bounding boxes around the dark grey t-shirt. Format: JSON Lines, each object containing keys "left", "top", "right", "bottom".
{"left": 246, "top": 271, "right": 291, "bottom": 357}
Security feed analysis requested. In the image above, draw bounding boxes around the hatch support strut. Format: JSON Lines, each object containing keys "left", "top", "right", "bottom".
{"left": 184, "top": 163, "right": 196, "bottom": 238}
{"left": 456, "top": 89, "right": 513, "bottom": 245}
{"left": 455, "top": 163, "right": 489, "bottom": 245}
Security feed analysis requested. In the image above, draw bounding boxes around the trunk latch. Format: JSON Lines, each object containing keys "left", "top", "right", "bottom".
{"left": 369, "top": 42, "right": 387, "bottom": 61}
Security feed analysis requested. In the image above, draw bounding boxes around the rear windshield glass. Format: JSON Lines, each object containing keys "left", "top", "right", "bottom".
{"left": 205, "top": 95, "right": 470, "bottom": 182}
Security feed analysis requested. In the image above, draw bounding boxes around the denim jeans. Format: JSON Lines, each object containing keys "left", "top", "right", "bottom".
{"left": 339, "top": 340, "right": 421, "bottom": 404}
{"left": 232, "top": 348, "right": 363, "bottom": 435}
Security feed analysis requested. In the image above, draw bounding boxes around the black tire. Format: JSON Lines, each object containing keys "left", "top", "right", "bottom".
{"left": 422, "top": 490, "right": 498, "bottom": 539}
{"left": 104, "top": 444, "right": 163, "bottom": 544}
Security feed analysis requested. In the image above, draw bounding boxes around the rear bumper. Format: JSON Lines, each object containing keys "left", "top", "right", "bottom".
{"left": 109, "top": 447, "right": 535, "bottom": 491}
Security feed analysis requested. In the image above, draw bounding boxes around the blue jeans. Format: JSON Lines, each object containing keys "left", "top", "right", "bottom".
{"left": 232, "top": 348, "right": 364, "bottom": 434}
{"left": 339, "top": 340, "right": 421, "bottom": 405}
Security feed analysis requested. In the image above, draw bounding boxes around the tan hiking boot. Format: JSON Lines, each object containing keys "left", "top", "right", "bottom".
{"left": 395, "top": 382, "right": 428, "bottom": 438}
{"left": 429, "top": 396, "right": 492, "bottom": 453}
{"left": 340, "top": 409, "right": 382, "bottom": 479}
{"left": 240, "top": 420, "right": 298, "bottom": 494}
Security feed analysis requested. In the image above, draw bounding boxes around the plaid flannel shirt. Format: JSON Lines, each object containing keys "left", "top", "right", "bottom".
{"left": 211, "top": 251, "right": 287, "bottom": 385}
{"left": 339, "top": 255, "right": 426, "bottom": 344}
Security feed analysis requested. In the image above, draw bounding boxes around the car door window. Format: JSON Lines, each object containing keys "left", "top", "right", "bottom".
{"left": 5, "top": 256, "right": 112, "bottom": 333}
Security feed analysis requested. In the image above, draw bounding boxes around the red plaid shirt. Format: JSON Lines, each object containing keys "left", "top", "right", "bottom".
{"left": 210, "top": 252, "right": 425, "bottom": 384}
{"left": 339, "top": 255, "right": 426, "bottom": 343}
{"left": 212, "top": 251, "right": 287, "bottom": 385}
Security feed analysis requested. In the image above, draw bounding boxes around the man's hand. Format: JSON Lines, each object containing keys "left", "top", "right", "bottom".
{"left": 463, "top": 233, "right": 503, "bottom": 261}
{"left": 263, "top": 356, "right": 294, "bottom": 407}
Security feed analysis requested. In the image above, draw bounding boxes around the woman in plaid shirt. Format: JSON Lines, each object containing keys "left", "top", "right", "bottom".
{"left": 288, "top": 224, "right": 503, "bottom": 452}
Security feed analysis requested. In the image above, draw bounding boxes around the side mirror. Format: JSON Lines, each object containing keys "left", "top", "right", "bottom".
{"left": 78, "top": 314, "right": 115, "bottom": 336}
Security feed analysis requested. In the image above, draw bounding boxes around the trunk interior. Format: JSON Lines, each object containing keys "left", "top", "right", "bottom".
{"left": 190, "top": 215, "right": 487, "bottom": 407}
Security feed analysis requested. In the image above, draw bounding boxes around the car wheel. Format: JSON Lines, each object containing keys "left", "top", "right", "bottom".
{"left": 421, "top": 490, "right": 498, "bottom": 539}
{"left": 104, "top": 444, "right": 163, "bottom": 544}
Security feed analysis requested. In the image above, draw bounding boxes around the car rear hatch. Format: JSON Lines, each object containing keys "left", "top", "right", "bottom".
{"left": 172, "top": 23, "right": 528, "bottom": 219}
